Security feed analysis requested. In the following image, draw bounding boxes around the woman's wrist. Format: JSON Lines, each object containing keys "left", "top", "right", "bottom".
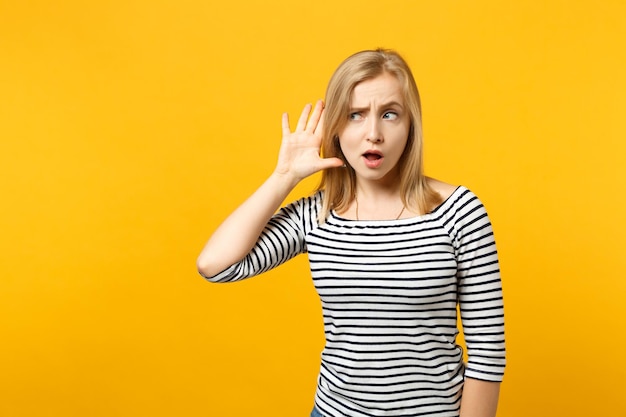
{"left": 269, "top": 169, "right": 301, "bottom": 192}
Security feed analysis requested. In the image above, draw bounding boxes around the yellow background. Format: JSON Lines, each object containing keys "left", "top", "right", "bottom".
{"left": 1, "top": 1, "right": 625, "bottom": 416}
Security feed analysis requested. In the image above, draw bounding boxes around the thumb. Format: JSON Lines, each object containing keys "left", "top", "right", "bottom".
{"left": 319, "top": 157, "right": 345, "bottom": 170}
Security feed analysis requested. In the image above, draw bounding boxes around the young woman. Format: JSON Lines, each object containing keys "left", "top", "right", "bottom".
{"left": 197, "top": 49, "right": 506, "bottom": 417}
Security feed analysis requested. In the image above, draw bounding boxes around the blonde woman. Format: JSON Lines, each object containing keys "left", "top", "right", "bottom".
{"left": 197, "top": 49, "right": 506, "bottom": 417}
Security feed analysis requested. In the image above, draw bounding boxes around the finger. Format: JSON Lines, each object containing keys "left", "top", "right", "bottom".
{"left": 281, "top": 112, "right": 291, "bottom": 136}
{"left": 319, "top": 157, "right": 345, "bottom": 171}
{"left": 313, "top": 107, "right": 325, "bottom": 137}
{"left": 295, "top": 103, "right": 312, "bottom": 132}
{"left": 306, "top": 100, "right": 324, "bottom": 133}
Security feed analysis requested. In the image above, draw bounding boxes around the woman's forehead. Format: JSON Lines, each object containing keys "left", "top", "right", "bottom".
{"left": 350, "top": 73, "right": 405, "bottom": 107}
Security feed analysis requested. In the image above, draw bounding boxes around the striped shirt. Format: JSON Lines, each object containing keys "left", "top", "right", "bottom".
{"left": 206, "top": 186, "right": 506, "bottom": 417}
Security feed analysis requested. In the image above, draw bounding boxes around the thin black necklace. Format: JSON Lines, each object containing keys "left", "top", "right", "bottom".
{"left": 355, "top": 198, "right": 406, "bottom": 220}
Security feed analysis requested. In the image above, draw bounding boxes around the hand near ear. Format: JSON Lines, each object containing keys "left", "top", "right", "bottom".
{"left": 275, "top": 100, "right": 343, "bottom": 185}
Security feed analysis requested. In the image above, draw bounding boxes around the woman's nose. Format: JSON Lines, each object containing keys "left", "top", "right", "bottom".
{"left": 366, "top": 118, "right": 383, "bottom": 143}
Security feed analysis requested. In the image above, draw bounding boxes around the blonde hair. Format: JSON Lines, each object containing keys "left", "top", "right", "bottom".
{"left": 317, "top": 48, "right": 441, "bottom": 221}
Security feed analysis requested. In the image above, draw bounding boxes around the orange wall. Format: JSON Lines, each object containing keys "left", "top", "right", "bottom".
{"left": 1, "top": 1, "right": 624, "bottom": 416}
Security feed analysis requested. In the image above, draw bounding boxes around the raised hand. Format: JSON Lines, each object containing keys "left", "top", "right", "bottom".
{"left": 197, "top": 100, "right": 344, "bottom": 278}
{"left": 275, "top": 100, "right": 344, "bottom": 184}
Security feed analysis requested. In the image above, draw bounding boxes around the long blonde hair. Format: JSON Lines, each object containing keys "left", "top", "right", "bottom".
{"left": 317, "top": 48, "right": 441, "bottom": 221}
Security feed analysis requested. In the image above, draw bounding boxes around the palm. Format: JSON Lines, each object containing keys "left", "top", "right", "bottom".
{"left": 276, "top": 101, "right": 343, "bottom": 181}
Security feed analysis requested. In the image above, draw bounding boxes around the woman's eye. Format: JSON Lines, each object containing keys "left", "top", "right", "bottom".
{"left": 349, "top": 112, "right": 363, "bottom": 120}
{"left": 383, "top": 112, "right": 398, "bottom": 120}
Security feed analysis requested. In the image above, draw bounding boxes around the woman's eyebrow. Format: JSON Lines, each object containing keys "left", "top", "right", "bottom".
{"left": 382, "top": 101, "right": 404, "bottom": 109}
{"left": 348, "top": 101, "right": 404, "bottom": 112}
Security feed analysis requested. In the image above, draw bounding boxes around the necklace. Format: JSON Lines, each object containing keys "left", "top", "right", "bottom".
{"left": 355, "top": 198, "right": 406, "bottom": 221}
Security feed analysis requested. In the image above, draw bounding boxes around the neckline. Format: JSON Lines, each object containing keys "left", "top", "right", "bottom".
{"left": 330, "top": 186, "right": 464, "bottom": 223}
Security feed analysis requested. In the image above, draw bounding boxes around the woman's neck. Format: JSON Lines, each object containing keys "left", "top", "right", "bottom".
{"left": 352, "top": 182, "right": 406, "bottom": 220}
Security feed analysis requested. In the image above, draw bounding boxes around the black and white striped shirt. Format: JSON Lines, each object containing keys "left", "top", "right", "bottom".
{"left": 206, "top": 186, "right": 506, "bottom": 417}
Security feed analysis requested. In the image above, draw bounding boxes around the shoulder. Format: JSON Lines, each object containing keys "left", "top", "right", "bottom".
{"left": 277, "top": 191, "right": 323, "bottom": 225}
{"left": 426, "top": 181, "right": 494, "bottom": 244}
{"left": 425, "top": 178, "right": 488, "bottom": 219}
{"left": 426, "top": 177, "right": 459, "bottom": 202}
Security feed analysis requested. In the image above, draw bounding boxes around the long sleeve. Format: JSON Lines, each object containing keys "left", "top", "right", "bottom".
{"left": 449, "top": 190, "right": 506, "bottom": 382}
{"left": 204, "top": 193, "right": 321, "bottom": 283}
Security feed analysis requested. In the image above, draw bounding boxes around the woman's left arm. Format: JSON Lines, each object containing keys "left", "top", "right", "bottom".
{"left": 459, "top": 378, "right": 501, "bottom": 417}
{"left": 452, "top": 190, "right": 506, "bottom": 416}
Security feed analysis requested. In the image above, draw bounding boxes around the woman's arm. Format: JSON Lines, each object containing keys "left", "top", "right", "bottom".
{"left": 452, "top": 190, "right": 506, "bottom": 416}
{"left": 196, "top": 171, "right": 298, "bottom": 278}
{"left": 196, "top": 100, "right": 343, "bottom": 278}
{"left": 459, "top": 378, "right": 501, "bottom": 417}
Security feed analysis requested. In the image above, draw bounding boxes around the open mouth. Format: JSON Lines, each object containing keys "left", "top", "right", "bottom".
{"left": 364, "top": 152, "right": 382, "bottom": 161}
{"left": 363, "top": 151, "right": 383, "bottom": 161}
{"left": 362, "top": 150, "right": 384, "bottom": 168}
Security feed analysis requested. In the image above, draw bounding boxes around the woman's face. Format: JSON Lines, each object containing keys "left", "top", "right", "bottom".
{"left": 338, "top": 72, "right": 411, "bottom": 187}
